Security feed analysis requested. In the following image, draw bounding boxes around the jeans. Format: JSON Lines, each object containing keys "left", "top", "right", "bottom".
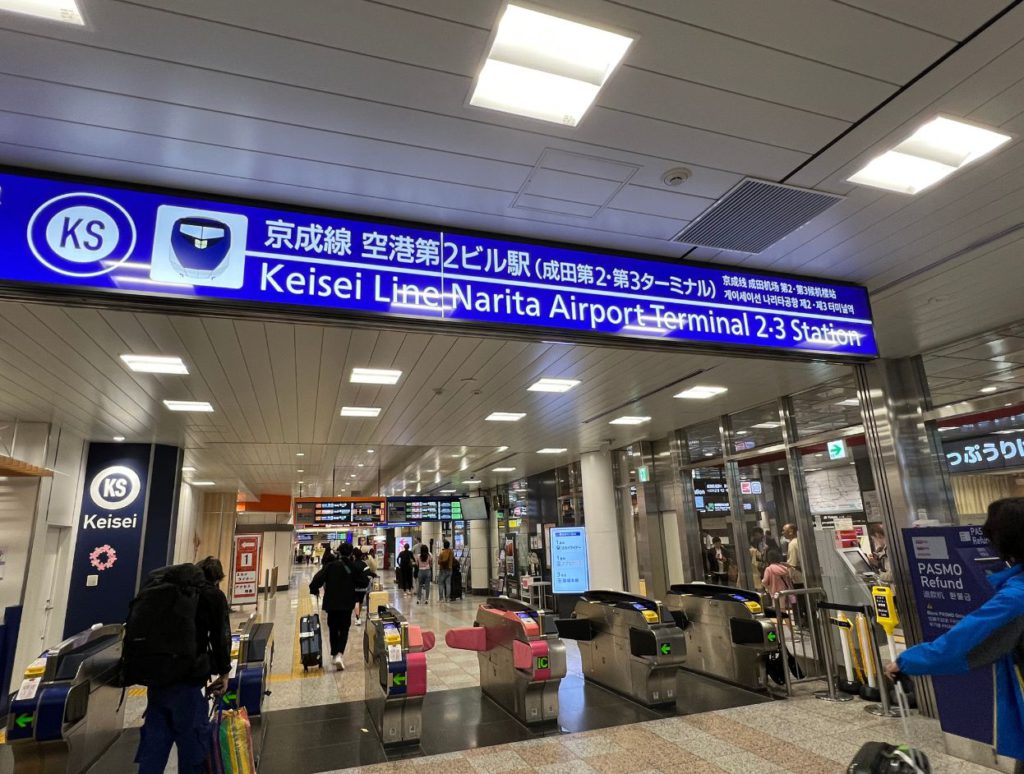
{"left": 326, "top": 608, "right": 354, "bottom": 656}
{"left": 437, "top": 569, "right": 452, "bottom": 601}
{"left": 417, "top": 569, "right": 433, "bottom": 602}
{"left": 135, "top": 683, "right": 209, "bottom": 774}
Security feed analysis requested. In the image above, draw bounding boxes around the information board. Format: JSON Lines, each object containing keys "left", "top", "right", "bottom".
{"left": 0, "top": 169, "right": 876, "bottom": 358}
{"left": 387, "top": 496, "right": 462, "bottom": 522}
{"left": 902, "top": 526, "right": 1002, "bottom": 747}
{"left": 550, "top": 527, "right": 590, "bottom": 595}
{"left": 232, "top": 534, "right": 262, "bottom": 605}
{"left": 293, "top": 497, "right": 384, "bottom": 526}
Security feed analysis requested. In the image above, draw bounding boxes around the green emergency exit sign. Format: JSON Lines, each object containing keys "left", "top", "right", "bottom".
{"left": 827, "top": 439, "right": 847, "bottom": 461}
{"left": 637, "top": 466, "right": 650, "bottom": 483}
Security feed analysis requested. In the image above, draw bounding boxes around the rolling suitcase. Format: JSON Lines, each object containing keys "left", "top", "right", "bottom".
{"left": 300, "top": 597, "right": 324, "bottom": 671}
{"left": 847, "top": 681, "right": 930, "bottom": 773}
{"left": 449, "top": 560, "right": 464, "bottom": 601}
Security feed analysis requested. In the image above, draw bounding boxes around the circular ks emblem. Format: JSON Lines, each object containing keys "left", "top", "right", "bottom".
{"left": 89, "top": 465, "right": 142, "bottom": 511}
{"left": 27, "top": 192, "right": 137, "bottom": 277}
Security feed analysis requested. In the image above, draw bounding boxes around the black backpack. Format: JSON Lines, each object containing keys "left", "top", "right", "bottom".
{"left": 121, "top": 563, "right": 207, "bottom": 687}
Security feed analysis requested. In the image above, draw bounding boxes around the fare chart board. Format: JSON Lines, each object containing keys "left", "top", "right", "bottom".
{"left": 0, "top": 169, "right": 877, "bottom": 358}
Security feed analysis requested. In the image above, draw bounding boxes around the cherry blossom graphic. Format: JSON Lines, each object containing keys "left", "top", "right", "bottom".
{"left": 89, "top": 544, "right": 117, "bottom": 572}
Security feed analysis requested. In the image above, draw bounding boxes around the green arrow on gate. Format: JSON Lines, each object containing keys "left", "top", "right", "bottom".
{"left": 767, "top": 631, "right": 778, "bottom": 643}
{"left": 659, "top": 643, "right": 672, "bottom": 656}
{"left": 222, "top": 691, "right": 238, "bottom": 705}
{"left": 15, "top": 713, "right": 33, "bottom": 729}
{"left": 392, "top": 673, "right": 407, "bottom": 687}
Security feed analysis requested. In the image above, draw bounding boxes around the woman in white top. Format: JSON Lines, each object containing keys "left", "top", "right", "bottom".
{"left": 415, "top": 545, "right": 433, "bottom": 604}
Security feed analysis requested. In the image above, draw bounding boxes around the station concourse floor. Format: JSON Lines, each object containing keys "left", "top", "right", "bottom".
{"left": 17, "top": 564, "right": 999, "bottom": 773}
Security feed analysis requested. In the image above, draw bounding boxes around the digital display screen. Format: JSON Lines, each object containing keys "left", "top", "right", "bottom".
{"left": 294, "top": 498, "right": 384, "bottom": 526}
{"left": 550, "top": 527, "right": 589, "bottom": 595}
{"left": 386, "top": 497, "right": 462, "bottom": 523}
{"left": 459, "top": 496, "right": 489, "bottom": 521}
{"left": 0, "top": 169, "right": 877, "bottom": 358}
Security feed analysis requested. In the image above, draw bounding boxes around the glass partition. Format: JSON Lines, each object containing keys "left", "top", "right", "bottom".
{"left": 682, "top": 419, "right": 722, "bottom": 463}
{"left": 790, "top": 375, "right": 862, "bottom": 439}
{"left": 736, "top": 457, "right": 793, "bottom": 590}
{"left": 728, "top": 402, "right": 784, "bottom": 452}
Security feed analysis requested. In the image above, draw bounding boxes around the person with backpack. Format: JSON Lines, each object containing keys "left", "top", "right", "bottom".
{"left": 130, "top": 557, "right": 231, "bottom": 774}
{"left": 397, "top": 543, "right": 414, "bottom": 595}
{"left": 437, "top": 540, "right": 455, "bottom": 603}
{"left": 309, "top": 543, "right": 369, "bottom": 670}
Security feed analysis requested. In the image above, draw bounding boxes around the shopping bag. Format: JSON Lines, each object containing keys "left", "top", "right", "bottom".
{"left": 210, "top": 706, "right": 256, "bottom": 773}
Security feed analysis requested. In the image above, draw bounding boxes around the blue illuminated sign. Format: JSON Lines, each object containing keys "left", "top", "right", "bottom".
{"left": 0, "top": 170, "right": 877, "bottom": 357}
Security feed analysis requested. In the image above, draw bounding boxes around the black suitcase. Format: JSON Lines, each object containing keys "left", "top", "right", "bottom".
{"left": 449, "top": 561, "right": 464, "bottom": 601}
{"left": 299, "top": 607, "right": 323, "bottom": 671}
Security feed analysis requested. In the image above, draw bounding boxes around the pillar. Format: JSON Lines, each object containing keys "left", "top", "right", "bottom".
{"left": 468, "top": 519, "right": 490, "bottom": 594}
{"left": 580, "top": 450, "right": 624, "bottom": 591}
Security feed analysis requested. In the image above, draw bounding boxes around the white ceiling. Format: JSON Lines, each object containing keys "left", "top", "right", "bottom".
{"left": 2, "top": 1, "right": 1024, "bottom": 492}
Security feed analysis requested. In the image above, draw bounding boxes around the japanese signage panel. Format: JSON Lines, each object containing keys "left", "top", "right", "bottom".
{"left": 942, "top": 433, "right": 1024, "bottom": 472}
{"left": 903, "top": 526, "right": 1002, "bottom": 746}
{"left": 232, "top": 534, "right": 262, "bottom": 605}
{"left": 550, "top": 527, "right": 590, "bottom": 595}
{"left": 0, "top": 169, "right": 877, "bottom": 358}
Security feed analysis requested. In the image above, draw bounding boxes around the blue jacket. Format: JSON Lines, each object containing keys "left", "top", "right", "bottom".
{"left": 898, "top": 563, "right": 1024, "bottom": 761}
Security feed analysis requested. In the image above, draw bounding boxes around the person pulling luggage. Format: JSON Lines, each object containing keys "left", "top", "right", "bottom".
{"left": 310, "top": 543, "right": 370, "bottom": 670}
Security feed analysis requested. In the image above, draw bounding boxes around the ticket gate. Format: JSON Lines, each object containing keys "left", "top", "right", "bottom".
{"left": 664, "top": 583, "right": 780, "bottom": 692}
{"left": 7, "top": 624, "right": 125, "bottom": 774}
{"left": 219, "top": 613, "right": 274, "bottom": 759}
{"left": 556, "top": 590, "right": 685, "bottom": 706}
{"left": 363, "top": 605, "right": 434, "bottom": 746}
{"left": 446, "top": 597, "right": 566, "bottom": 725}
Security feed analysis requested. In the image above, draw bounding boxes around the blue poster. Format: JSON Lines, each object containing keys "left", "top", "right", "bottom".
{"left": 551, "top": 527, "right": 590, "bottom": 595}
{"left": 902, "top": 526, "right": 1003, "bottom": 746}
{"left": 0, "top": 169, "right": 877, "bottom": 358}
{"left": 64, "top": 442, "right": 153, "bottom": 637}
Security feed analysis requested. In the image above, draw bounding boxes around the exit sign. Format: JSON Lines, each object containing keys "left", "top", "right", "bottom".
{"left": 827, "top": 439, "right": 848, "bottom": 461}
{"left": 637, "top": 466, "right": 650, "bottom": 483}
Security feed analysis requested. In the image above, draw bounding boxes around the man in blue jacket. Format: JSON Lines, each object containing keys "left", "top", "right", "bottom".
{"left": 887, "top": 497, "right": 1024, "bottom": 768}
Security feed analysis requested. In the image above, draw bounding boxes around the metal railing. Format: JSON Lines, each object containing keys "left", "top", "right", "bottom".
{"left": 771, "top": 586, "right": 828, "bottom": 696}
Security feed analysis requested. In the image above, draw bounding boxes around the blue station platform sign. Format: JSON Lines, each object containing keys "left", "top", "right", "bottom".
{"left": 0, "top": 169, "right": 877, "bottom": 358}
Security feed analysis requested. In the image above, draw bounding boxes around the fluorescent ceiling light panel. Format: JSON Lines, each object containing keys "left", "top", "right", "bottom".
{"left": 121, "top": 354, "right": 189, "bottom": 374}
{"left": 980, "top": 385, "right": 1000, "bottom": 393}
{"left": 190, "top": 481, "right": 215, "bottom": 486}
{"left": 350, "top": 368, "right": 402, "bottom": 385}
{"left": 470, "top": 4, "right": 633, "bottom": 126}
{"left": 674, "top": 386, "right": 728, "bottom": 400}
{"left": 0, "top": 0, "right": 83, "bottom": 24}
{"left": 528, "top": 377, "right": 581, "bottom": 393}
{"left": 836, "top": 399, "right": 860, "bottom": 407}
{"left": 486, "top": 412, "right": 526, "bottom": 422}
{"left": 492, "top": 467, "right": 516, "bottom": 472}
{"left": 848, "top": 116, "right": 1011, "bottom": 194}
{"left": 537, "top": 448, "right": 568, "bottom": 454}
{"left": 163, "top": 400, "right": 213, "bottom": 412}
{"left": 463, "top": 479, "right": 482, "bottom": 484}
{"left": 113, "top": 436, "right": 125, "bottom": 442}
{"left": 182, "top": 466, "right": 196, "bottom": 472}
{"left": 609, "top": 416, "right": 650, "bottom": 425}
{"left": 440, "top": 489, "right": 457, "bottom": 494}
{"left": 750, "top": 421, "right": 781, "bottom": 429}
{"left": 340, "top": 406, "right": 381, "bottom": 417}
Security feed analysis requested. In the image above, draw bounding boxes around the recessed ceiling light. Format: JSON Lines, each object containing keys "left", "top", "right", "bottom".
{"left": 0, "top": 0, "right": 83, "bottom": 24}
{"left": 296, "top": 469, "right": 304, "bottom": 473}
{"left": 298, "top": 481, "right": 305, "bottom": 485}
{"left": 528, "top": 377, "right": 581, "bottom": 393}
{"left": 367, "top": 449, "right": 375, "bottom": 454}
{"left": 610, "top": 416, "right": 650, "bottom": 425}
{"left": 486, "top": 412, "right": 526, "bottom": 422}
{"left": 703, "top": 452, "right": 714, "bottom": 457}
{"left": 848, "top": 116, "right": 1011, "bottom": 194}
{"left": 350, "top": 368, "right": 402, "bottom": 385}
{"left": 296, "top": 452, "right": 305, "bottom": 457}
{"left": 469, "top": 4, "right": 634, "bottom": 127}
{"left": 777, "top": 467, "right": 785, "bottom": 472}
{"left": 113, "top": 436, "right": 125, "bottom": 442}
{"left": 340, "top": 406, "right": 381, "bottom": 417}
{"left": 537, "top": 448, "right": 568, "bottom": 454}
{"left": 492, "top": 467, "right": 516, "bottom": 472}
{"left": 440, "top": 489, "right": 457, "bottom": 494}
{"left": 163, "top": 400, "right": 213, "bottom": 412}
{"left": 182, "top": 466, "right": 196, "bottom": 472}
{"left": 357, "top": 463, "right": 365, "bottom": 467}
{"left": 496, "top": 446, "right": 509, "bottom": 452}
{"left": 463, "top": 479, "right": 482, "bottom": 484}
{"left": 836, "top": 399, "right": 860, "bottom": 407}
{"left": 190, "top": 481, "right": 215, "bottom": 486}
{"left": 980, "top": 386, "right": 1000, "bottom": 394}
{"left": 350, "top": 474, "right": 357, "bottom": 478}
{"left": 121, "top": 354, "right": 189, "bottom": 374}
{"left": 750, "top": 422, "right": 781, "bottom": 429}
{"left": 674, "top": 386, "right": 728, "bottom": 400}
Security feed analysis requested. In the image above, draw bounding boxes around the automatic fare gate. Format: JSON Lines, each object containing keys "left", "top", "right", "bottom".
{"left": 446, "top": 597, "right": 566, "bottom": 724}
{"left": 363, "top": 605, "right": 435, "bottom": 746}
{"left": 556, "top": 590, "right": 684, "bottom": 706}
{"left": 7, "top": 624, "right": 124, "bottom": 774}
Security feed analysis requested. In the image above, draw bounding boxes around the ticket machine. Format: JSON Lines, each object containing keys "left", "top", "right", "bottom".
{"left": 663, "top": 583, "right": 780, "bottom": 692}
{"left": 556, "top": 590, "right": 685, "bottom": 706}
{"left": 363, "top": 605, "right": 434, "bottom": 746}
{"left": 7, "top": 624, "right": 124, "bottom": 774}
{"left": 446, "top": 597, "right": 566, "bottom": 724}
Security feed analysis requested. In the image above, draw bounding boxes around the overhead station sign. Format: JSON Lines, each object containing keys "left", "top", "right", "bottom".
{"left": 0, "top": 169, "right": 877, "bottom": 357}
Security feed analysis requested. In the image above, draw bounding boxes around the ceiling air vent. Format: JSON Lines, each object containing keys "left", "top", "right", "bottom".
{"left": 673, "top": 179, "right": 843, "bottom": 253}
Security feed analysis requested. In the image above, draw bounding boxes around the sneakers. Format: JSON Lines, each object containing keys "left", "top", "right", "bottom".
{"left": 333, "top": 654, "right": 345, "bottom": 670}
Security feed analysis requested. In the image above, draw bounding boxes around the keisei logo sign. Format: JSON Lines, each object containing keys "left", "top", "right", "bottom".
{"left": 84, "top": 465, "right": 142, "bottom": 529}
{"left": 27, "top": 192, "right": 137, "bottom": 277}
